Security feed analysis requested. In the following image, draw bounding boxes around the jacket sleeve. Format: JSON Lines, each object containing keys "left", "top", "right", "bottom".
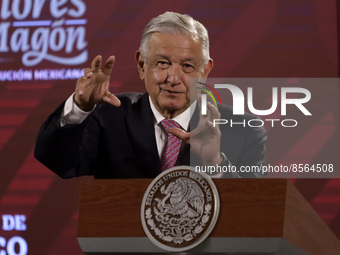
{"left": 236, "top": 124, "right": 267, "bottom": 178}
{"left": 34, "top": 102, "right": 100, "bottom": 179}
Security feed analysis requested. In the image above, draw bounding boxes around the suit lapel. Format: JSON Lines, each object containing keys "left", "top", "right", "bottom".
{"left": 125, "top": 93, "right": 160, "bottom": 177}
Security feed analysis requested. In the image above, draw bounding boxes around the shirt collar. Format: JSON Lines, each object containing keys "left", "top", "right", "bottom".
{"left": 149, "top": 96, "right": 196, "bottom": 131}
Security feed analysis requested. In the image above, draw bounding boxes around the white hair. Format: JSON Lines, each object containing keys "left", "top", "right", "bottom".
{"left": 139, "top": 12, "right": 210, "bottom": 66}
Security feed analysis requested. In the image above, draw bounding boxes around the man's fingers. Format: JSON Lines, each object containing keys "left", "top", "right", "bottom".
{"left": 103, "top": 92, "right": 121, "bottom": 107}
{"left": 168, "top": 128, "right": 190, "bottom": 143}
{"left": 83, "top": 68, "right": 92, "bottom": 78}
{"left": 207, "top": 120, "right": 221, "bottom": 134}
{"left": 207, "top": 101, "right": 221, "bottom": 119}
{"left": 91, "top": 55, "right": 102, "bottom": 72}
{"left": 88, "top": 55, "right": 114, "bottom": 77}
{"left": 102, "top": 56, "right": 115, "bottom": 76}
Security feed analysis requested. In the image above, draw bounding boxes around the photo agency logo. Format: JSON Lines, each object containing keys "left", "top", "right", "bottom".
{"left": 197, "top": 80, "right": 312, "bottom": 128}
{"left": 0, "top": 0, "right": 88, "bottom": 66}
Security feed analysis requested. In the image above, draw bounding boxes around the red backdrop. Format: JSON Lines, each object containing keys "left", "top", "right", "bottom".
{"left": 0, "top": 0, "right": 339, "bottom": 254}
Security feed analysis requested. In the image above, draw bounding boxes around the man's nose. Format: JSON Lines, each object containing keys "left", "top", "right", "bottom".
{"left": 167, "top": 65, "right": 181, "bottom": 85}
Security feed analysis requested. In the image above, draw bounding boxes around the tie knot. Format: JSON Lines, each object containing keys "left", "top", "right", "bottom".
{"left": 161, "top": 119, "right": 180, "bottom": 132}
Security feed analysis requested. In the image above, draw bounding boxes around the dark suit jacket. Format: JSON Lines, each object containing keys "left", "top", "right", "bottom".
{"left": 34, "top": 92, "right": 266, "bottom": 179}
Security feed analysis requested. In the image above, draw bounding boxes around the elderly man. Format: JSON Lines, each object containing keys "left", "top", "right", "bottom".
{"left": 34, "top": 12, "right": 266, "bottom": 178}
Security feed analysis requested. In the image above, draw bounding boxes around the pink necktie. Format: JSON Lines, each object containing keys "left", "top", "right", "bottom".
{"left": 160, "top": 119, "right": 182, "bottom": 171}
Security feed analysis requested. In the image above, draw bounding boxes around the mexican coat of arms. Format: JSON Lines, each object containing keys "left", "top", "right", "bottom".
{"left": 141, "top": 166, "right": 220, "bottom": 252}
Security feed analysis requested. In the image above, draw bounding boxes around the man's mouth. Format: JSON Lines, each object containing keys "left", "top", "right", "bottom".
{"left": 162, "top": 88, "right": 183, "bottom": 94}
{"left": 164, "top": 89, "right": 179, "bottom": 94}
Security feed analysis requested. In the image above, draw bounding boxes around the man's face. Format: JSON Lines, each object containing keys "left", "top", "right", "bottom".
{"left": 136, "top": 32, "right": 213, "bottom": 118}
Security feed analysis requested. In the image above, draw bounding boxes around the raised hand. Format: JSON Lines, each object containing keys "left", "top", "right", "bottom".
{"left": 169, "top": 98, "right": 223, "bottom": 166}
{"left": 74, "top": 55, "right": 121, "bottom": 111}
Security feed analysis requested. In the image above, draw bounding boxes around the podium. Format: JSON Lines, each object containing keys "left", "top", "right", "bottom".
{"left": 77, "top": 178, "right": 340, "bottom": 254}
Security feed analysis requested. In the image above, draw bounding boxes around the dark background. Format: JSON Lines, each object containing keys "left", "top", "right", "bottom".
{"left": 0, "top": 0, "right": 339, "bottom": 254}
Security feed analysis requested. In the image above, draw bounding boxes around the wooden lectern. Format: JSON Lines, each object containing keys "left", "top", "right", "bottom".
{"left": 77, "top": 179, "right": 340, "bottom": 254}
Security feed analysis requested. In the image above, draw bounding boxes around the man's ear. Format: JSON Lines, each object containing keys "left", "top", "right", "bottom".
{"left": 203, "top": 58, "right": 213, "bottom": 78}
{"left": 136, "top": 51, "right": 145, "bottom": 80}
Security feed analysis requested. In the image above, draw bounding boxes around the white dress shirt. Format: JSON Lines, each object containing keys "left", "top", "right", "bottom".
{"left": 148, "top": 96, "right": 196, "bottom": 157}
{"left": 60, "top": 93, "right": 96, "bottom": 126}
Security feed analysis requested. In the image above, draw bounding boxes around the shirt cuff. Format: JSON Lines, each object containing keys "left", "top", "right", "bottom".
{"left": 60, "top": 93, "right": 96, "bottom": 127}
{"left": 209, "top": 152, "right": 240, "bottom": 178}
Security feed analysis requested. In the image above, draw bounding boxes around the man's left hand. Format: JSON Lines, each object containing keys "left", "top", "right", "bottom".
{"left": 169, "top": 100, "right": 222, "bottom": 166}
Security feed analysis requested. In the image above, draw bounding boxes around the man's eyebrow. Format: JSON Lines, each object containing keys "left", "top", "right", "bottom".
{"left": 156, "top": 54, "right": 195, "bottom": 62}
{"left": 155, "top": 54, "right": 170, "bottom": 60}
{"left": 181, "top": 58, "right": 196, "bottom": 63}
